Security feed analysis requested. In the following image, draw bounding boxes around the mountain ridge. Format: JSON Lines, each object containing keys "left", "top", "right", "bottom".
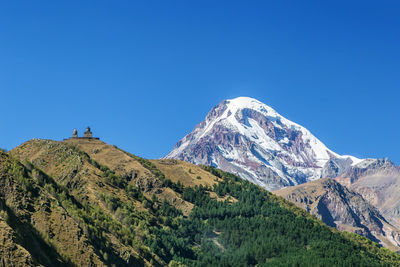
{"left": 2, "top": 138, "right": 400, "bottom": 266}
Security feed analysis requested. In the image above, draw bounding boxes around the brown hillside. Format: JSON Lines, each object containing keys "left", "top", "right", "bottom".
{"left": 10, "top": 139, "right": 163, "bottom": 266}
{"left": 0, "top": 151, "right": 105, "bottom": 266}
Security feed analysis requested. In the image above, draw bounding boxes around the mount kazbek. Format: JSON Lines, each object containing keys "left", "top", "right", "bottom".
{"left": 166, "top": 97, "right": 362, "bottom": 191}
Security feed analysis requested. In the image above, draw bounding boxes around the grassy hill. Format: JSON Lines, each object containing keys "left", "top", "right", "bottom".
{"left": 1, "top": 138, "right": 399, "bottom": 266}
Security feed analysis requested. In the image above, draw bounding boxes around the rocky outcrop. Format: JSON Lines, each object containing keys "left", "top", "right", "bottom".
{"left": 321, "top": 157, "right": 354, "bottom": 178}
{"left": 274, "top": 178, "right": 400, "bottom": 252}
{"left": 335, "top": 159, "right": 400, "bottom": 228}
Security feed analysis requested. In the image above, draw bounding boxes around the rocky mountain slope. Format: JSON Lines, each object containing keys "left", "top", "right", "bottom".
{"left": 3, "top": 138, "right": 400, "bottom": 266}
{"left": 335, "top": 159, "right": 400, "bottom": 228}
{"left": 166, "top": 97, "right": 361, "bottom": 191}
{"left": 275, "top": 178, "right": 400, "bottom": 252}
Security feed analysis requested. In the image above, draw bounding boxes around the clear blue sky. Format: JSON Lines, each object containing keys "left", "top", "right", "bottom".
{"left": 1, "top": 1, "right": 399, "bottom": 163}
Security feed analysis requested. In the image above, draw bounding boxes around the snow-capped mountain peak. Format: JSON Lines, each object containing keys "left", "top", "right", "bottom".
{"left": 166, "top": 97, "right": 361, "bottom": 190}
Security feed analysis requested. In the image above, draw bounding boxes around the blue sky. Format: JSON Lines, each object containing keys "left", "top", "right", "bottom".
{"left": 0, "top": 1, "right": 399, "bottom": 163}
